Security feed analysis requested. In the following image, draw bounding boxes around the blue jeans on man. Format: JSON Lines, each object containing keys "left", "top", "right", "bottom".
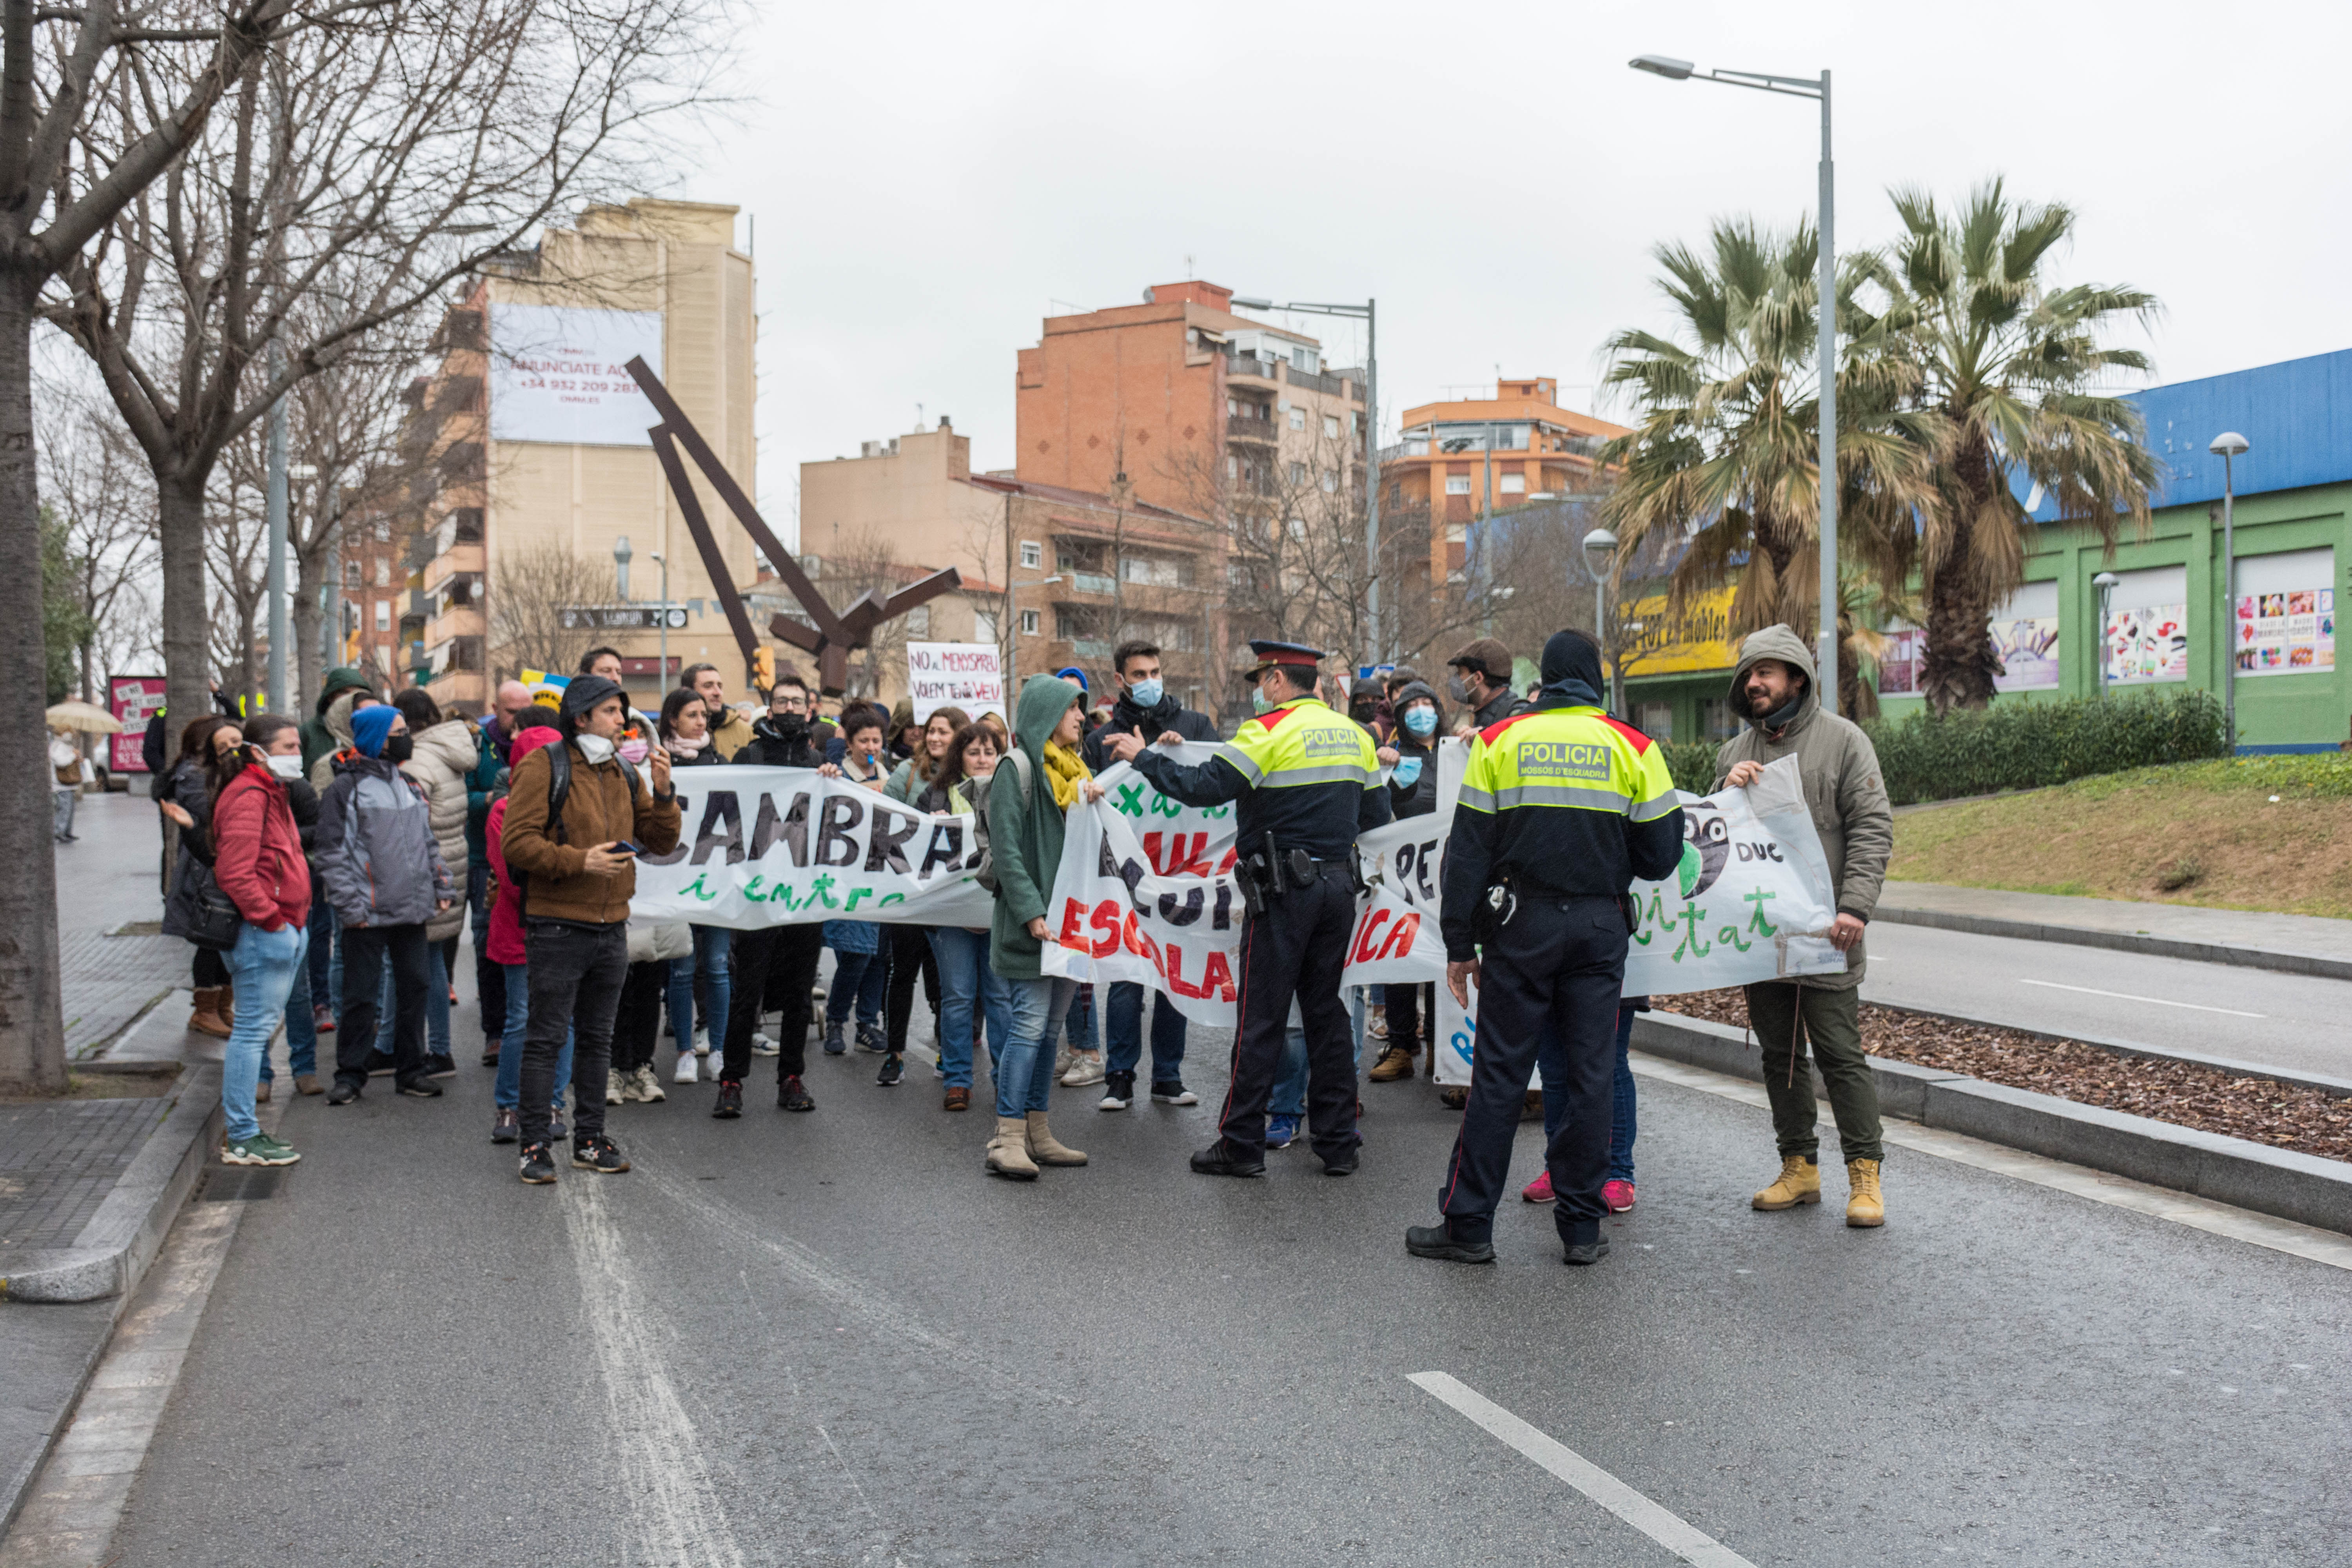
{"left": 926, "top": 927, "right": 1011, "bottom": 1090}
{"left": 668, "top": 926, "right": 728, "bottom": 1053}
{"left": 223, "top": 922, "right": 310, "bottom": 1142}
{"left": 493, "top": 961, "right": 573, "bottom": 1112}
{"left": 1270, "top": 987, "right": 1368, "bottom": 1118}
{"left": 1539, "top": 1000, "right": 1639, "bottom": 1183}
{"left": 1103, "top": 980, "right": 1184, "bottom": 1088}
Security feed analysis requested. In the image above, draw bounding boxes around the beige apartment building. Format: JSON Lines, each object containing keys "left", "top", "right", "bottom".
{"left": 414, "top": 198, "right": 759, "bottom": 713}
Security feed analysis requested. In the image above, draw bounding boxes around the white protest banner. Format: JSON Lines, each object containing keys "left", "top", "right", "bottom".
{"left": 1424, "top": 754, "right": 1847, "bottom": 1083}
{"left": 629, "top": 766, "right": 995, "bottom": 929}
{"left": 487, "top": 304, "right": 663, "bottom": 447}
{"left": 907, "top": 642, "right": 1006, "bottom": 722}
{"left": 1038, "top": 745, "right": 1245, "bottom": 1025}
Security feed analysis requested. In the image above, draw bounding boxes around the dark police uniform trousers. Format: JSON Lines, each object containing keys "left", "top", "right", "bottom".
{"left": 1438, "top": 893, "right": 1628, "bottom": 1243}
{"left": 1220, "top": 863, "right": 1360, "bottom": 1163}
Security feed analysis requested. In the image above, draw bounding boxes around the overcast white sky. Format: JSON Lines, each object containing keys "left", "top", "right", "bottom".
{"left": 675, "top": 0, "right": 2352, "bottom": 549}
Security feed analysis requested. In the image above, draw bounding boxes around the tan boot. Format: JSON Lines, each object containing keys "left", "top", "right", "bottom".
{"left": 1845, "top": 1159, "right": 1884, "bottom": 1228}
{"left": 986, "top": 1116, "right": 1038, "bottom": 1180}
{"left": 1025, "top": 1111, "right": 1087, "bottom": 1165}
{"left": 187, "top": 988, "right": 232, "bottom": 1039}
{"left": 1752, "top": 1154, "right": 1822, "bottom": 1210}
{"left": 1368, "top": 1045, "right": 1414, "bottom": 1082}
{"left": 218, "top": 979, "right": 234, "bottom": 1025}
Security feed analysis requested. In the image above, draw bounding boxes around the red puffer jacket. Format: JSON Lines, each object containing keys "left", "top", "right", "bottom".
{"left": 212, "top": 763, "right": 312, "bottom": 931}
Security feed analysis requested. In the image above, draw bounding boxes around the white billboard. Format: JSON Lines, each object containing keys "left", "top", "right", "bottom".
{"left": 487, "top": 304, "right": 663, "bottom": 447}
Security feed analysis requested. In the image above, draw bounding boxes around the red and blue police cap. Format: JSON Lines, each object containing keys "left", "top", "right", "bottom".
{"left": 1244, "top": 639, "right": 1324, "bottom": 677}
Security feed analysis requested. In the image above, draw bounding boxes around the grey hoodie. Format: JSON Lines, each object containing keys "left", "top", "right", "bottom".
{"left": 1711, "top": 624, "right": 1893, "bottom": 991}
{"left": 316, "top": 752, "right": 456, "bottom": 929}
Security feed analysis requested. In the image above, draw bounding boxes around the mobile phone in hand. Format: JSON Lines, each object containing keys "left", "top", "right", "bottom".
{"left": 612, "top": 840, "right": 643, "bottom": 857}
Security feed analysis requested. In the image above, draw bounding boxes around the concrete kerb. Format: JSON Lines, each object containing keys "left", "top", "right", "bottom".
{"left": 0, "top": 1062, "right": 221, "bottom": 1304}
{"left": 1631, "top": 1013, "right": 2352, "bottom": 1237}
{"left": 1870, "top": 902, "right": 2352, "bottom": 983}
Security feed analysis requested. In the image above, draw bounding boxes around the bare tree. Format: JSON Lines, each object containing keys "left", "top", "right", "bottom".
{"left": 486, "top": 535, "right": 615, "bottom": 682}
{"left": 204, "top": 446, "right": 268, "bottom": 709}
{"left": 39, "top": 386, "right": 159, "bottom": 698}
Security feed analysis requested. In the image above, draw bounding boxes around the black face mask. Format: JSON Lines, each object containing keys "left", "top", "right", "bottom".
{"left": 772, "top": 711, "right": 808, "bottom": 737}
{"left": 382, "top": 734, "right": 414, "bottom": 764}
{"left": 1350, "top": 702, "right": 1376, "bottom": 724}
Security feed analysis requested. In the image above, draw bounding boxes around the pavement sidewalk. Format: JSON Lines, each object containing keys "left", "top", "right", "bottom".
{"left": 1874, "top": 879, "right": 2352, "bottom": 980}
{"left": 2, "top": 791, "right": 220, "bottom": 1535}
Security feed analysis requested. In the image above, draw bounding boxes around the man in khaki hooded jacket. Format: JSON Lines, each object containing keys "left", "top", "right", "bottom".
{"left": 1713, "top": 625, "right": 1894, "bottom": 1227}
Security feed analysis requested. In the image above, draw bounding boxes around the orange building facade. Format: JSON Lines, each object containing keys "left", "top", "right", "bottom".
{"left": 1385, "top": 378, "right": 1627, "bottom": 590}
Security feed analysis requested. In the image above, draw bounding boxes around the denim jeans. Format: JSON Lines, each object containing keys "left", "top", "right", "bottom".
{"left": 926, "top": 927, "right": 1011, "bottom": 1090}
{"left": 376, "top": 943, "right": 450, "bottom": 1059}
{"left": 223, "top": 922, "right": 309, "bottom": 1142}
{"left": 518, "top": 920, "right": 627, "bottom": 1147}
{"left": 494, "top": 961, "right": 573, "bottom": 1112}
{"left": 307, "top": 887, "right": 335, "bottom": 1010}
{"left": 669, "top": 925, "right": 729, "bottom": 1051}
{"left": 825, "top": 949, "right": 887, "bottom": 1029}
{"left": 53, "top": 787, "right": 76, "bottom": 838}
{"left": 1104, "top": 980, "right": 1185, "bottom": 1085}
{"left": 1538, "top": 1001, "right": 1639, "bottom": 1183}
{"left": 1271, "top": 989, "right": 1368, "bottom": 1118}
{"left": 263, "top": 956, "right": 319, "bottom": 1083}
{"left": 468, "top": 860, "right": 504, "bottom": 1044}
{"left": 1042, "top": 983, "right": 1096, "bottom": 1055}
{"left": 993, "top": 976, "right": 1073, "bottom": 1117}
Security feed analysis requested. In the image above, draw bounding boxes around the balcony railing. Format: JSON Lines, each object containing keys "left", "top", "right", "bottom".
{"left": 1069, "top": 572, "right": 1116, "bottom": 596}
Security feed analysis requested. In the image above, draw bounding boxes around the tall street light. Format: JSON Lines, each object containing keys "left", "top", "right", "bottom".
{"left": 1006, "top": 573, "right": 1063, "bottom": 688}
{"left": 2091, "top": 571, "right": 2120, "bottom": 699}
{"left": 1229, "top": 296, "right": 1379, "bottom": 660}
{"left": 613, "top": 534, "right": 633, "bottom": 602}
{"left": 1631, "top": 52, "right": 1839, "bottom": 716}
{"left": 648, "top": 550, "right": 670, "bottom": 692}
{"left": 1583, "top": 527, "right": 1619, "bottom": 713}
{"left": 2210, "top": 431, "right": 2249, "bottom": 751}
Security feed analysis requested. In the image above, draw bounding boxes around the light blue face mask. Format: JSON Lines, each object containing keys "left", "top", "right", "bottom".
{"left": 1251, "top": 688, "right": 1274, "bottom": 714}
{"left": 1402, "top": 705, "right": 1437, "bottom": 738}
{"left": 1391, "top": 755, "right": 1424, "bottom": 788}
{"left": 1128, "top": 679, "right": 1164, "bottom": 710}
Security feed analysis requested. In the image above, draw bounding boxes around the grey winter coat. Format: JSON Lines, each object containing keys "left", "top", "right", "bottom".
{"left": 316, "top": 753, "right": 456, "bottom": 929}
{"left": 1711, "top": 623, "right": 1894, "bottom": 991}
{"left": 401, "top": 718, "right": 478, "bottom": 942}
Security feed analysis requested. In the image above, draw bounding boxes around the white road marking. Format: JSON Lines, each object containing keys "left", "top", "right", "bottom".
{"left": 2013, "top": 977, "right": 2263, "bottom": 1017}
{"left": 563, "top": 1180, "right": 747, "bottom": 1568}
{"left": 1630, "top": 1052, "right": 2352, "bottom": 1272}
{"left": 1408, "top": 1372, "right": 1758, "bottom": 1568}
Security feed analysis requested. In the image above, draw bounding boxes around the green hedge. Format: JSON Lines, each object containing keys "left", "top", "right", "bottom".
{"left": 1861, "top": 688, "right": 2228, "bottom": 806}
{"left": 1659, "top": 739, "right": 1722, "bottom": 795}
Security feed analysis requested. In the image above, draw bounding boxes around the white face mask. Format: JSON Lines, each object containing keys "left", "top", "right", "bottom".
{"left": 575, "top": 732, "right": 617, "bottom": 764}
{"left": 266, "top": 753, "right": 305, "bottom": 781}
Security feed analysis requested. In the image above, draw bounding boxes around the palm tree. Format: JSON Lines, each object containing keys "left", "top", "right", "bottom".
{"left": 1867, "top": 180, "right": 2160, "bottom": 714}
{"left": 1597, "top": 217, "right": 1945, "bottom": 709}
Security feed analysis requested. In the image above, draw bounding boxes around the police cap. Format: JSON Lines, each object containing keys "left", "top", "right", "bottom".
{"left": 1244, "top": 639, "right": 1323, "bottom": 677}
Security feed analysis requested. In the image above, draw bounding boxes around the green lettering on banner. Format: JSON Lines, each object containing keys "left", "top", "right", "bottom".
{"left": 844, "top": 887, "right": 873, "bottom": 912}
{"left": 1150, "top": 793, "right": 1183, "bottom": 818}
{"left": 809, "top": 872, "right": 839, "bottom": 909}
{"left": 680, "top": 873, "right": 718, "bottom": 903}
{"left": 878, "top": 891, "right": 906, "bottom": 906}
{"left": 1744, "top": 887, "right": 1778, "bottom": 937}
{"left": 1633, "top": 888, "right": 1668, "bottom": 946}
{"left": 1717, "top": 924, "right": 1752, "bottom": 952}
{"left": 743, "top": 873, "right": 766, "bottom": 901}
{"left": 1671, "top": 902, "right": 1711, "bottom": 962}
{"left": 767, "top": 882, "right": 802, "bottom": 909}
{"left": 1115, "top": 782, "right": 1146, "bottom": 817}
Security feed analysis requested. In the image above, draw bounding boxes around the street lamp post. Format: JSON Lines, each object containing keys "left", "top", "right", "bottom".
{"left": 612, "top": 534, "right": 633, "bottom": 602}
{"left": 2091, "top": 571, "right": 2120, "bottom": 699}
{"left": 648, "top": 551, "right": 670, "bottom": 691}
{"left": 1583, "top": 526, "right": 1620, "bottom": 714}
{"left": 1229, "top": 296, "right": 1379, "bottom": 659}
{"left": 1631, "top": 52, "right": 1838, "bottom": 716}
{"left": 2210, "top": 431, "right": 2249, "bottom": 751}
{"left": 1006, "top": 573, "right": 1063, "bottom": 689}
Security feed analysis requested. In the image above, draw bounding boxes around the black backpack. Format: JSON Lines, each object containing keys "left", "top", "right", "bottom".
{"left": 515, "top": 742, "right": 641, "bottom": 919}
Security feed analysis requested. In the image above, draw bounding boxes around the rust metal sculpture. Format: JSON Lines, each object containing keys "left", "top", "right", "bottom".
{"left": 625, "top": 356, "right": 962, "bottom": 696}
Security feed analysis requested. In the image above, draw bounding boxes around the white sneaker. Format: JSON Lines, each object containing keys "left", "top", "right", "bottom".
{"left": 673, "top": 1052, "right": 700, "bottom": 1085}
{"left": 750, "top": 1031, "right": 780, "bottom": 1057}
{"left": 637, "top": 1065, "right": 666, "bottom": 1102}
{"left": 606, "top": 1075, "right": 626, "bottom": 1104}
{"left": 692, "top": 1031, "right": 711, "bottom": 1058}
{"left": 1060, "top": 1049, "right": 1106, "bottom": 1087}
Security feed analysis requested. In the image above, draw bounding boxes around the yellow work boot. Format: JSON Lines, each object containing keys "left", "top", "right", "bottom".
{"left": 1845, "top": 1159, "right": 1884, "bottom": 1228}
{"left": 1751, "top": 1154, "right": 1822, "bottom": 1210}
{"left": 1368, "top": 1046, "right": 1415, "bottom": 1082}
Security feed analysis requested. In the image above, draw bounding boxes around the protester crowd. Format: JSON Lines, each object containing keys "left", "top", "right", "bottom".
{"left": 145, "top": 621, "right": 1892, "bottom": 1258}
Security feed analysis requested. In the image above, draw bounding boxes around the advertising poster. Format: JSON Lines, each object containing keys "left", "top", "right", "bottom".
{"left": 106, "top": 674, "right": 166, "bottom": 772}
{"left": 1991, "top": 583, "right": 2061, "bottom": 691}
{"left": 2105, "top": 605, "right": 2189, "bottom": 684}
{"left": 1877, "top": 630, "right": 1921, "bottom": 696}
{"left": 906, "top": 642, "right": 1006, "bottom": 722}
{"left": 487, "top": 304, "right": 663, "bottom": 447}
{"left": 2236, "top": 589, "right": 2335, "bottom": 676}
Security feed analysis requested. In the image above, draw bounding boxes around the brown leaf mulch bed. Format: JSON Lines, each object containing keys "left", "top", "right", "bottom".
{"left": 1655, "top": 988, "right": 2352, "bottom": 1166}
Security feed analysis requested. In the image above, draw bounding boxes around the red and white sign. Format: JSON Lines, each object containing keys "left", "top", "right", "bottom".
{"left": 906, "top": 641, "right": 1005, "bottom": 722}
{"left": 107, "top": 674, "right": 165, "bottom": 772}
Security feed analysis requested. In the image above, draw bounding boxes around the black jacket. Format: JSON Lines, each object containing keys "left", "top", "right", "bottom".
{"left": 1080, "top": 693, "right": 1218, "bottom": 773}
{"left": 739, "top": 716, "right": 825, "bottom": 771}
{"left": 1472, "top": 686, "right": 1527, "bottom": 733}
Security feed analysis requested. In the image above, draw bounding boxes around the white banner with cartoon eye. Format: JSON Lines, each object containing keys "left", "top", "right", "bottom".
{"left": 629, "top": 767, "right": 997, "bottom": 929}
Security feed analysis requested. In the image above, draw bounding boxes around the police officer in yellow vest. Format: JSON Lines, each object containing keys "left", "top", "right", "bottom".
{"left": 1101, "top": 641, "right": 1390, "bottom": 1176}
{"left": 1407, "top": 630, "right": 1683, "bottom": 1266}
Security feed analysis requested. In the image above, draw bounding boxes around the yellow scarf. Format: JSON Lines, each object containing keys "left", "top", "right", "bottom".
{"left": 1042, "top": 739, "right": 1091, "bottom": 809}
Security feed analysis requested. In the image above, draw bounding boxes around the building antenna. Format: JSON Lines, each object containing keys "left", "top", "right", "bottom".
{"left": 1185, "top": 253, "right": 1194, "bottom": 279}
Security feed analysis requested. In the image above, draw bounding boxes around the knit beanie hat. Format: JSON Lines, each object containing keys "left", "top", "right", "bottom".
{"left": 350, "top": 704, "right": 398, "bottom": 758}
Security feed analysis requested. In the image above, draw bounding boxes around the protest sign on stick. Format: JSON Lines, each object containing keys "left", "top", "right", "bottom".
{"left": 907, "top": 642, "right": 1005, "bottom": 722}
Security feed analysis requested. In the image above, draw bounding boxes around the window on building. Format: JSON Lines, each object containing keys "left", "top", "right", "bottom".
{"left": 1500, "top": 473, "right": 1526, "bottom": 495}
{"left": 1323, "top": 414, "right": 1340, "bottom": 439}
{"left": 1020, "top": 608, "right": 1040, "bottom": 635}
{"left": 1699, "top": 698, "right": 1740, "bottom": 740}
{"left": 1287, "top": 407, "right": 1305, "bottom": 431}
{"left": 375, "top": 558, "right": 392, "bottom": 586}
{"left": 904, "top": 605, "right": 930, "bottom": 638}
{"left": 1019, "top": 540, "right": 1041, "bottom": 569}
{"left": 1226, "top": 397, "right": 1239, "bottom": 417}
{"left": 1446, "top": 476, "right": 1472, "bottom": 496}
{"left": 1226, "top": 454, "right": 1238, "bottom": 481}
{"left": 1321, "top": 470, "right": 1338, "bottom": 494}
{"left": 973, "top": 611, "right": 998, "bottom": 643}
{"left": 1634, "top": 701, "right": 1673, "bottom": 740}
{"left": 374, "top": 599, "right": 391, "bottom": 631}
{"left": 344, "top": 561, "right": 360, "bottom": 588}
{"left": 1289, "top": 462, "right": 1305, "bottom": 486}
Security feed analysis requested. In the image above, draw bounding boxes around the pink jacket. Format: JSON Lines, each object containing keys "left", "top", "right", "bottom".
{"left": 483, "top": 726, "right": 562, "bottom": 965}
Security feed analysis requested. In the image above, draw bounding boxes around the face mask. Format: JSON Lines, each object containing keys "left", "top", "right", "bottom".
{"left": 1350, "top": 703, "right": 1375, "bottom": 724}
{"left": 266, "top": 753, "right": 305, "bottom": 781}
{"left": 1127, "top": 679, "right": 1163, "bottom": 710}
{"left": 773, "top": 711, "right": 808, "bottom": 736}
{"left": 1447, "top": 675, "right": 1472, "bottom": 704}
{"left": 381, "top": 734, "right": 414, "bottom": 764}
{"left": 1391, "top": 756, "right": 1423, "bottom": 788}
{"left": 1251, "top": 688, "right": 1273, "bottom": 714}
{"left": 1403, "top": 706, "right": 1437, "bottom": 738}
{"left": 574, "top": 732, "right": 617, "bottom": 764}
{"left": 618, "top": 737, "right": 650, "bottom": 765}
